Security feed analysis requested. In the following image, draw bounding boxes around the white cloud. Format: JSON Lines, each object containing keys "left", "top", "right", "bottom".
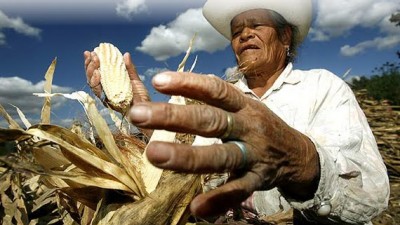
{"left": 0, "top": 10, "right": 41, "bottom": 45}
{"left": 0, "top": 77, "right": 73, "bottom": 123}
{"left": 116, "top": 0, "right": 147, "bottom": 19}
{"left": 308, "top": 27, "right": 330, "bottom": 42}
{"left": 341, "top": 35, "right": 400, "bottom": 57}
{"left": 339, "top": 14, "right": 400, "bottom": 56}
{"left": 311, "top": 0, "right": 400, "bottom": 56}
{"left": 136, "top": 8, "right": 229, "bottom": 61}
{"left": 312, "top": 0, "right": 399, "bottom": 38}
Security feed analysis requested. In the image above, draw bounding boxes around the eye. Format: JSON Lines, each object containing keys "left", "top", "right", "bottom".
{"left": 253, "top": 24, "right": 264, "bottom": 29}
{"left": 231, "top": 29, "right": 242, "bottom": 38}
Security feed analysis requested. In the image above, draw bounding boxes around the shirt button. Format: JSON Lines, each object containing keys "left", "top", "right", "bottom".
{"left": 317, "top": 201, "right": 331, "bottom": 216}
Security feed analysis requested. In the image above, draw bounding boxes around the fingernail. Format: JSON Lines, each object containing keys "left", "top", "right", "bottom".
{"left": 153, "top": 73, "right": 171, "bottom": 87}
{"left": 147, "top": 146, "right": 171, "bottom": 165}
{"left": 129, "top": 105, "right": 151, "bottom": 123}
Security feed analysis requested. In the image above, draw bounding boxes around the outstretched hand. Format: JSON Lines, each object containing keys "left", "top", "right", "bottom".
{"left": 129, "top": 72, "right": 320, "bottom": 217}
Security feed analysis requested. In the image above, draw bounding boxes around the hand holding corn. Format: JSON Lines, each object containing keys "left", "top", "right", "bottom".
{"left": 84, "top": 43, "right": 150, "bottom": 113}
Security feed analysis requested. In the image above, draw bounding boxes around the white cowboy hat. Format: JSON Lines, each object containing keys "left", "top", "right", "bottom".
{"left": 202, "top": 0, "right": 312, "bottom": 43}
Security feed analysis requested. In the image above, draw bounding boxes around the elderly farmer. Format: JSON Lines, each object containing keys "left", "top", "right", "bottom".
{"left": 84, "top": 0, "right": 389, "bottom": 224}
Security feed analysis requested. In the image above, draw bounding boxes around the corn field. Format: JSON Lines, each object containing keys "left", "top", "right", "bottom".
{"left": 0, "top": 48, "right": 399, "bottom": 224}
{"left": 0, "top": 41, "right": 205, "bottom": 225}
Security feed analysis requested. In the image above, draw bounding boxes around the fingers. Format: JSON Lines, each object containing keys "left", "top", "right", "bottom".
{"left": 130, "top": 102, "right": 245, "bottom": 138}
{"left": 190, "top": 172, "right": 262, "bottom": 217}
{"left": 84, "top": 51, "right": 102, "bottom": 97}
{"left": 84, "top": 51, "right": 100, "bottom": 83}
{"left": 123, "top": 52, "right": 140, "bottom": 81}
{"left": 84, "top": 51, "right": 91, "bottom": 70}
{"left": 90, "top": 69, "right": 103, "bottom": 97}
{"left": 151, "top": 72, "right": 247, "bottom": 112}
{"left": 146, "top": 141, "right": 250, "bottom": 173}
{"left": 123, "top": 52, "right": 151, "bottom": 103}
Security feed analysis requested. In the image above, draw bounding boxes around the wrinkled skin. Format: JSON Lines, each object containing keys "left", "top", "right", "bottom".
{"left": 84, "top": 9, "right": 320, "bottom": 218}
{"left": 128, "top": 72, "right": 319, "bottom": 217}
{"left": 231, "top": 9, "right": 288, "bottom": 78}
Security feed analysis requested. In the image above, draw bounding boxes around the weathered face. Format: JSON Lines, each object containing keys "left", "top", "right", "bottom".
{"left": 230, "top": 9, "right": 289, "bottom": 74}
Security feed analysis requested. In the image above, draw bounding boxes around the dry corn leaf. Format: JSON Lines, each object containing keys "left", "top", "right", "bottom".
{"left": 189, "top": 56, "right": 198, "bottom": 73}
{"left": 10, "top": 104, "right": 32, "bottom": 129}
{"left": 80, "top": 203, "right": 95, "bottom": 225}
{"left": 31, "top": 124, "right": 110, "bottom": 161}
{"left": 177, "top": 34, "right": 196, "bottom": 72}
{"left": 0, "top": 128, "right": 31, "bottom": 142}
{"left": 1, "top": 192, "right": 15, "bottom": 225}
{"left": 26, "top": 125, "right": 141, "bottom": 195}
{"left": 0, "top": 174, "right": 11, "bottom": 192}
{"left": 59, "top": 186, "right": 105, "bottom": 211}
{"left": 33, "top": 91, "right": 147, "bottom": 197}
{"left": 2, "top": 155, "right": 130, "bottom": 209}
{"left": 90, "top": 198, "right": 104, "bottom": 225}
{"left": 170, "top": 174, "right": 200, "bottom": 225}
{"left": 40, "top": 176, "right": 72, "bottom": 190}
{"left": 108, "top": 108, "right": 129, "bottom": 135}
{"left": 47, "top": 171, "right": 132, "bottom": 192}
{"left": 32, "top": 145, "right": 71, "bottom": 170}
{"left": 101, "top": 173, "right": 200, "bottom": 225}
{"left": 141, "top": 35, "right": 196, "bottom": 194}
{"left": 10, "top": 176, "right": 29, "bottom": 225}
{"left": 0, "top": 174, "right": 29, "bottom": 225}
{"left": 90, "top": 198, "right": 112, "bottom": 225}
{"left": 31, "top": 189, "right": 57, "bottom": 213}
{"left": 41, "top": 58, "right": 57, "bottom": 124}
{"left": 0, "top": 103, "right": 21, "bottom": 129}
{"left": 90, "top": 198, "right": 120, "bottom": 225}
{"left": 140, "top": 129, "right": 179, "bottom": 193}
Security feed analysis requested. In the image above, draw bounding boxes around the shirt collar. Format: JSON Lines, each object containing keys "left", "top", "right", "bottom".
{"left": 271, "top": 63, "right": 301, "bottom": 88}
{"left": 235, "top": 63, "right": 301, "bottom": 96}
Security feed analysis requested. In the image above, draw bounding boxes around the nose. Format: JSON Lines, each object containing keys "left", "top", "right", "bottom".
{"left": 240, "top": 27, "right": 255, "bottom": 43}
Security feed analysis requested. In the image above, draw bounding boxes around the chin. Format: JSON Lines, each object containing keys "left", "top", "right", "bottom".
{"left": 238, "top": 58, "right": 258, "bottom": 73}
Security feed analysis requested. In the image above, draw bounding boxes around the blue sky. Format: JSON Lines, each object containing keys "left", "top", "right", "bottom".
{"left": 0, "top": 0, "right": 399, "bottom": 127}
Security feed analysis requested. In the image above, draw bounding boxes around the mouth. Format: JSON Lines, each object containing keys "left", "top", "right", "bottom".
{"left": 239, "top": 44, "right": 260, "bottom": 54}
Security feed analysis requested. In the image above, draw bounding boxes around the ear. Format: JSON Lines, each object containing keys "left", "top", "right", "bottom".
{"left": 282, "top": 26, "right": 292, "bottom": 46}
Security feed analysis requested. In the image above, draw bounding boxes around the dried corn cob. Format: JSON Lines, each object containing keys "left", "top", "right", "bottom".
{"left": 94, "top": 43, "right": 133, "bottom": 112}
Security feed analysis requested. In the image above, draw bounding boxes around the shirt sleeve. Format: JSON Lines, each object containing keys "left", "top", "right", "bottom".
{"left": 284, "top": 76, "right": 389, "bottom": 224}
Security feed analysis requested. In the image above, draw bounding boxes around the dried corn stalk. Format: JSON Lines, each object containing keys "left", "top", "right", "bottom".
{"left": 141, "top": 35, "right": 197, "bottom": 194}
{"left": 41, "top": 57, "right": 57, "bottom": 124}
{"left": 94, "top": 43, "right": 133, "bottom": 113}
{"left": 0, "top": 38, "right": 204, "bottom": 225}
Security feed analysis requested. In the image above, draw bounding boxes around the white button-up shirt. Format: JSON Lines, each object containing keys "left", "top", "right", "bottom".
{"left": 234, "top": 63, "right": 389, "bottom": 224}
{"left": 195, "top": 63, "right": 389, "bottom": 224}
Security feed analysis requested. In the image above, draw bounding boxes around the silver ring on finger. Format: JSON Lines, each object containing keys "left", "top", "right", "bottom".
{"left": 227, "top": 141, "right": 248, "bottom": 169}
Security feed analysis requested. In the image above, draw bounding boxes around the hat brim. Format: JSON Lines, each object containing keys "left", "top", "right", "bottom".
{"left": 202, "top": 0, "right": 312, "bottom": 43}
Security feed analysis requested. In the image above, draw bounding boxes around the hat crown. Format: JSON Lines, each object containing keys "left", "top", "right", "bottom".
{"left": 202, "top": 0, "right": 312, "bottom": 43}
